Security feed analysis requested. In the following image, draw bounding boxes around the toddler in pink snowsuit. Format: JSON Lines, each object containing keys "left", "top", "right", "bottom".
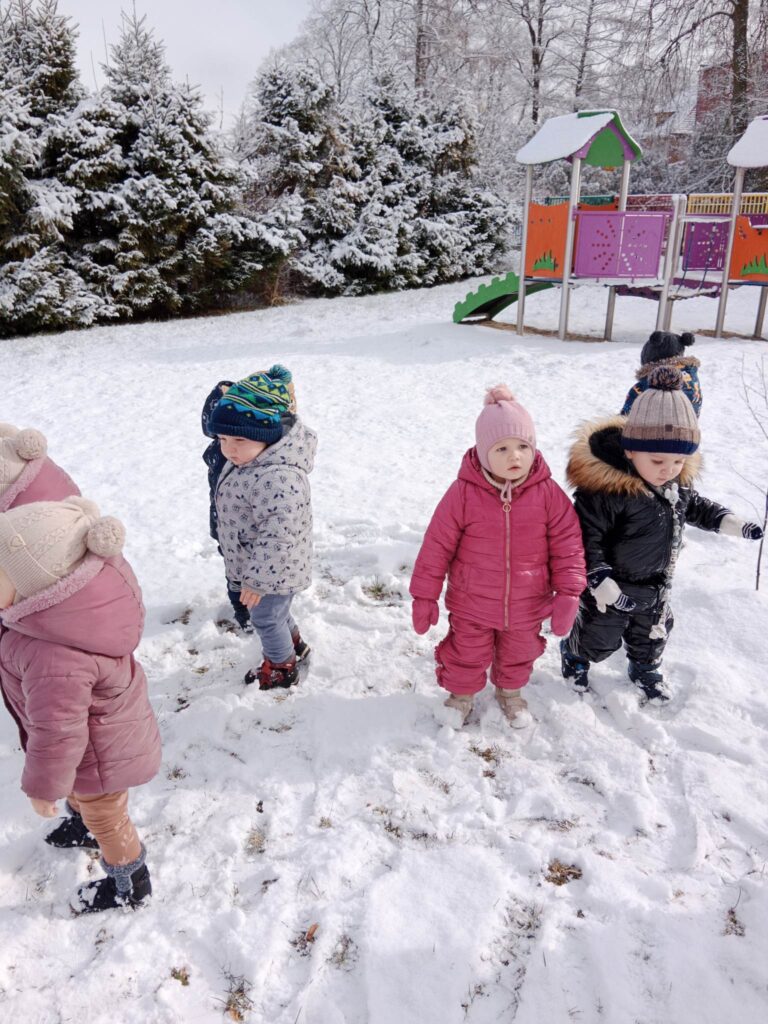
{"left": 410, "top": 386, "right": 586, "bottom": 724}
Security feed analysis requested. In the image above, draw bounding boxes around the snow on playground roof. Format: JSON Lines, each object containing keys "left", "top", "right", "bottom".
{"left": 516, "top": 110, "right": 642, "bottom": 166}
{"left": 728, "top": 114, "right": 768, "bottom": 168}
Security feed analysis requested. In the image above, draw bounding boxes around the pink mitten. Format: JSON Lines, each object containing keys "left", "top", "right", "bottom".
{"left": 412, "top": 598, "right": 439, "bottom": 635}
{"left": 550, "top": 594, "right": 579, "bottom": 636}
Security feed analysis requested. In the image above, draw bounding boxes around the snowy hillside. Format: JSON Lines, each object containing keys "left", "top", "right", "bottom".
{"left": 1, "top": 280, "right": 768, "bottom": 1024}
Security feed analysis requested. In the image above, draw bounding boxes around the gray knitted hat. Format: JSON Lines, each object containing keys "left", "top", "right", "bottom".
{"left": 621, "top": 367, "right": 700, "bottom": 455}
{"left": 0, "top": 497, "right": 125, "bottom": 598}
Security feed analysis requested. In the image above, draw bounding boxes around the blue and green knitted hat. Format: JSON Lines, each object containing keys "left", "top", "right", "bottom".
{"left": 208, "top": 365, "right": 293, "bottom": 444}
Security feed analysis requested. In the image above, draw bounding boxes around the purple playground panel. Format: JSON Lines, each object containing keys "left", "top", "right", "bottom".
{"left": 682, "top": 220, "right": 728, "bottom": 271}
{"left": 573, "top": 211, "right": 669, "bottom": 279}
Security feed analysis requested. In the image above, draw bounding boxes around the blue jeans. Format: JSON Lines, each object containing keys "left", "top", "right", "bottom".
{"left": 249, "top": 594, "right": 297, "bottom": 663}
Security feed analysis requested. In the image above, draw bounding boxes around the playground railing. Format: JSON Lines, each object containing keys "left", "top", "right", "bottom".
{"left": 687, "top": 193, "right": 768, "bottom": 215}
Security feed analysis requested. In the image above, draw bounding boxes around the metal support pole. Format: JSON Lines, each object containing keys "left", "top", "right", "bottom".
{"left": 715, "top": 166, "right": 746, "bottom": 338}
{"left": 754, "top": 286, "right": 768, "bottom": 339}
{"left": 558, "top": 156, "right": 581, "bottom": 340}
{"left": 656, "top": 195, "right": 684, "bottom": 331}
{"left": 604, "top": 159, "right": 631, "bottom": 340}
{"left": 516, "top": 165, "right": 533, "bottom": 336}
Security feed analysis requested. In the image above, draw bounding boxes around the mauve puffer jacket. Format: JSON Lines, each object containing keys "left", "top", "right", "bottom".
{"left": 410, "top": 448, "right": 586, "bottom": 630}
{"left": 0, "top": 554, "right": 161, "bottom": 802}
{"left": 0, "top": 456, "right": 80, "bottom": 512}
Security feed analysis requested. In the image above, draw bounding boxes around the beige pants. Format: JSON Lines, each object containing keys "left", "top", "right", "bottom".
{"left": 68, "top": 791, "right": 142, "bottom": 866}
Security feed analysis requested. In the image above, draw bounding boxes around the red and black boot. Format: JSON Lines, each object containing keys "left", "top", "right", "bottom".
{"left": 291, "top": 629, "right": 311, "bottom": 664}
{"left": 244, "top": 656, "right": 299, "bottom": 689}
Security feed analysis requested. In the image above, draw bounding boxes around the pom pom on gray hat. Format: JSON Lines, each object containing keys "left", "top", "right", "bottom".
{"left": 645, "top": 365, "right": 685, "bottom": 391}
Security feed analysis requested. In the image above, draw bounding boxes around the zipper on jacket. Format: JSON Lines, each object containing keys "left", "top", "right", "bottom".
{"left": 503, "top": 499, "right": 511, "bottom": 629}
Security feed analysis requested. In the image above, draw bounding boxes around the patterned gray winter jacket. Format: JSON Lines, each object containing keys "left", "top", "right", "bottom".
{"left": 215, "top": 417, "right": 317, "bottom": 595}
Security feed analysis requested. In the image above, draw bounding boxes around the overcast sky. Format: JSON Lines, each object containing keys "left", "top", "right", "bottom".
{"left": 59, "top": 1, "right": 313, "bottom": 127}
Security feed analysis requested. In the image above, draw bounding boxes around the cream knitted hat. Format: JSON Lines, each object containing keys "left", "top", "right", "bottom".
{"left": 0, "top": 423, "right": 47, "bottom": 496}
{"left": 0, "top": 497, "right": 125, "bottom": 598}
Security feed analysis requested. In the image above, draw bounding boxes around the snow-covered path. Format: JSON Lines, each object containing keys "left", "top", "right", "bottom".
{"left": 2, "top": 280, "right": 767, "bottom": 1023}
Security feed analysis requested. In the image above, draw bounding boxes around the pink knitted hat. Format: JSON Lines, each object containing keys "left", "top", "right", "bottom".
{"left": 475, "top": 386, "right": 536, "bottom": 471}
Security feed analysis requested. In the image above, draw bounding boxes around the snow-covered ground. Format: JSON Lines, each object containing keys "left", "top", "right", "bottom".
{"left": 1, "top": 279, "right": 768, "bottom": 1024}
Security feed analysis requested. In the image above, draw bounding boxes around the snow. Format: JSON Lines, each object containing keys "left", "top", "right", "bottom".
{"left": 516, "top": 110, "right": 616, "bottom": 165}
{"left": 2, "top": 278, "right": 768, "bottom": 1023}
{"left": 728, "top": 114, "right": 768, "bottom": 168}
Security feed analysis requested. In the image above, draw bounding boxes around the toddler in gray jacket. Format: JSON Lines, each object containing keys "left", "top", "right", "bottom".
{"left": 208, "top": 365, "right": 317, "bottom": 689}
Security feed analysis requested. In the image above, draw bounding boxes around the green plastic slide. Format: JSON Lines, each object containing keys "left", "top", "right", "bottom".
{"left": 453, "top": 271, "right": 553, "bottom": 324}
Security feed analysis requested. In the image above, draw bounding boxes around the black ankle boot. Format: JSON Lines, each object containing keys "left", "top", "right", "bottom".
{"left": 628, "top": 661, "right": 670, "bottom": 703}
{"left": 45, "top": 808, "right": 99, "bottom": 850}
{"left": 71, "top": 847, "right": 151, "bottom": 914}
{"left": 560, "top": 639, "right": 590, "bottom": 692}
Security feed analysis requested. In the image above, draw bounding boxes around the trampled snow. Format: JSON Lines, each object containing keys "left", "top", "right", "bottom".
{"left": 1, "top": 279, "right": 767, "bottom": 1023}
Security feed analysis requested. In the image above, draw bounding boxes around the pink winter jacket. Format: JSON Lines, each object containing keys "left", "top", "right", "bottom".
{"left": 0, "top": 456, "right": 80, "bottom": 512}
{"left": 0, "top": 554, "right": 161, "bottom": 802}
{"left": 410, "top": 448, "right": 586, "bottom": 630}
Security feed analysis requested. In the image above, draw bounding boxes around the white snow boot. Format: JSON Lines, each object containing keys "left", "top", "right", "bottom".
{"left": 443, "top": 693, "right": 473, "bottom": 724}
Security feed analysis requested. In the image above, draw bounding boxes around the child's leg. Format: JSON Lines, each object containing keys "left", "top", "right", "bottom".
{"left": 435, "top": 615, "right": 495, "bottom": 695}
{"left": 226, "top": 578, "right": 251, "bottom": 627}
{"left": 491, "top": 626, "right": 546, "bottom": 690}
{"left": 70, "top": 791, "right": 142, "bottom": 866}
{"left": 565, "top": 593, "right": 628, "bottom": 663}
{"left": 250, "top": 594, "right": 296, "bottom": 663}
{"left": 623, "top": 599, "right": 672, "bottom": 671}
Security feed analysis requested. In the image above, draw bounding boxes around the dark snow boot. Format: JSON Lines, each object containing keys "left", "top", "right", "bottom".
{"left": 71, "top": 846, "right": 151, "bottom": 915}
{"left": 244, "top": 656, "right": 299, "bottom": 689}
{"left": 291, "top": 629, "right": 310, "bottom": 664}
{"left": 560, "top": 639, "right": 590, "bottom": 692}
{"left": 45, "top": 805, "right": 99, "bottom": 849}
{"left": 628, "top": 661, "right": 670, "bottom": 704}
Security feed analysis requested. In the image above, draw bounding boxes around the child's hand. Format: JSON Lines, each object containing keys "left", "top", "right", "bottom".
{"left": 550, "top": 594, "right": 580, "bottom": 636}
{"left": 412, "top": 598, "right": 439, "bottom": 634}
{"left": 29, "top": 798, "right": 58, "bottom": 818}
{"left": 240, "top": 586, "right": 262, "bottom": 609}
{"left": 590, "top": 577, "right": 636, "bottom": 614}
{"left": 719, "top": 514, "right": 764, "bottom": 540}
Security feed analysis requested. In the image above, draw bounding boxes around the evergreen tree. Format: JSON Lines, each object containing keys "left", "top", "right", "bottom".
{"left": 0, "top": 0, "right": 105, "bottom": 337}
{"left": 51, "top": 11, "right": 279, "bottom": 320}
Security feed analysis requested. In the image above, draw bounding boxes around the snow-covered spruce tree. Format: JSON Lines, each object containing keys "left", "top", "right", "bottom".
{"left": 49, "top": 11, "right": 278, "bottom": 320}
{"left": 0, "top": 0, "right": 106, "bottom": 337}
{"left": 233, "top": 63, "right": 348, "bottom": 299}
{"left": 327, "top": 72, "right": 508, "bottom": 295}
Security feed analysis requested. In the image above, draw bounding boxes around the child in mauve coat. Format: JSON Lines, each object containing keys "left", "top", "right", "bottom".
{"left": 0, "top": 424, "right": 81, "bottom": 750}
{"left": 209, "top": 365, "right": 316, "bottom": 690}
{"left": 0, "top": 497, "right": 161, "bottom": 914}
{"left": 620, "top": 330, "right": 702, "bottom": 417}
{"left": 562, "top": 367, "right": 762, "bottom": 704}
{"left": 410, "top": 386, "right": 586, "bottom": 725}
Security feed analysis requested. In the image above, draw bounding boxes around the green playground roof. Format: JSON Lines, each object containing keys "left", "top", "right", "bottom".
{"left": 516, "top": 110, "right": 642, "bottom": 167}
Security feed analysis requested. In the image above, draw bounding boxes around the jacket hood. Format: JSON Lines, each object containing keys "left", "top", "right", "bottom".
{"left": 249, "top": 416, "right": 316, "bottom": 474}
{"left": 1, "top": 553, "right": 144, "bottom": 657}
{"left": 458, "top": 447, "right": 551, "bottom": 494}
{"left": 636, "top": 354, "right": 701, "bottom": 380}
{"left": 567, "top": 416, "right": 701, "bottom": 498}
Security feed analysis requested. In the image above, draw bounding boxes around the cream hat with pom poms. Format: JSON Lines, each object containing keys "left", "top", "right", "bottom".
{"left": 0, "top": 496, "right": 125, "bottom": 598}
{"left": 0, "top": 424, "right": 48, "bottom": 496}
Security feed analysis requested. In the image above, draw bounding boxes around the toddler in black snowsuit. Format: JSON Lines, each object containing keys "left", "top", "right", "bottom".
{"left": 561, "top": 366, "right": 762, "bottom": 703}
{"left": 621, "top": 330, "right": 702, "bottom": 417}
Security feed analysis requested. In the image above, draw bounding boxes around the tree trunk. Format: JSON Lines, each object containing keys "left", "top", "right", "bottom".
{"left": 573, "top": 0, "right": 596, "bottom": 107}
{"left": 731, "top": 0, "right": 749, "bottom": 137}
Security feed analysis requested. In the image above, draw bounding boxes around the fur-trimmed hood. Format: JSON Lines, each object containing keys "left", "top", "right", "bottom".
{"left": 636, "top": 354, "right": 700, "bottom": 380}
{"left": 567, "top": 416, "right": 701, "bottom": 498}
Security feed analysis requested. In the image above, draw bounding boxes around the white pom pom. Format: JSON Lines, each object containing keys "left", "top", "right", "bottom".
{"left": 14, "top": 428, "right": 47, "bottom": 461}
{"left": 67, "top": 496, "right": 100, "bottom": 519}
{"left": 86, "top": 516, "right": 125, "bottom": 557}
{"left": 484, "top": 385, "right": 516, "bottom": 406}
{"left": 0, "top": 423, "right": 18, "bottom": 439}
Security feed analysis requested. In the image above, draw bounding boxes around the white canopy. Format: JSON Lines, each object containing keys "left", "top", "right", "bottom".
{"left": 516, "top": 110, "right": 615, "bottom": 165}
{"left": 728, "top": 115, "right": 768, "bottom": 168}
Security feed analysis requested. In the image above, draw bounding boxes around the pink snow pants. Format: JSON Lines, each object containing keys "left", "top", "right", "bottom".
{"left": 435, "top": 613, "right": 546, "bottom": 695}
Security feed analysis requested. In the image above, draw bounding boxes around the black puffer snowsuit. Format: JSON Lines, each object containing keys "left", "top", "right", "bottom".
{"left": 564, "top": 416, "right": 730, "bottom": 666}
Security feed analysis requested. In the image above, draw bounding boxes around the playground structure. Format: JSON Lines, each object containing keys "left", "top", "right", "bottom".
{"left": 454, "top": 110, "right": 768, "bottom": 341}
